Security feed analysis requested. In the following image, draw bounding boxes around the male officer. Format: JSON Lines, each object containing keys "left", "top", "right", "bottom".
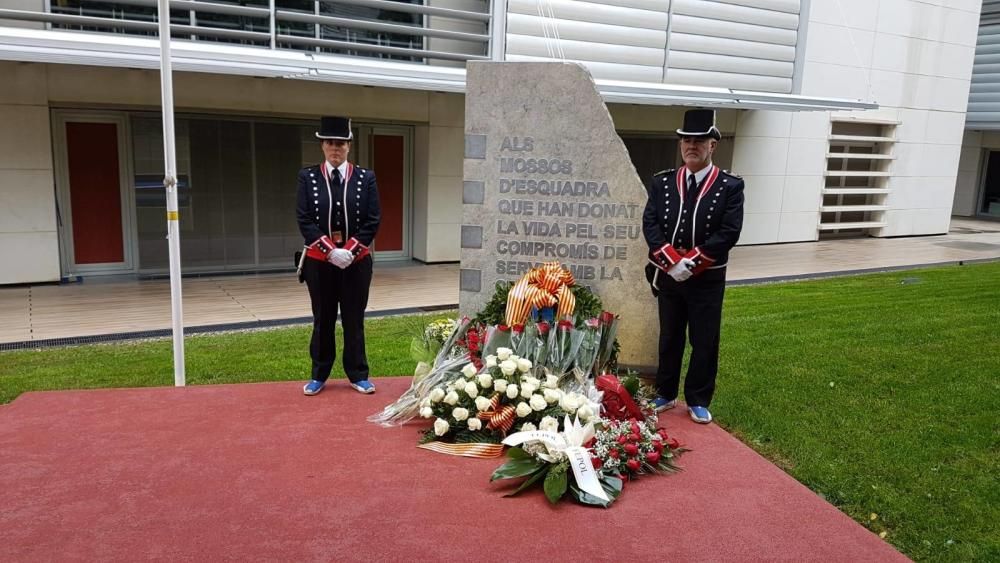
{"left": 297, "top": 116, "right": 381, "bottom": 396}
{"left": 642, "top": 109, "right": 744, "bottom": 424}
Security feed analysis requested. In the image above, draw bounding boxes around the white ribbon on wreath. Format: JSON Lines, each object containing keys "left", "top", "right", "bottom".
{"left": 502, "top": 415, "right": 609, "bottom": 501}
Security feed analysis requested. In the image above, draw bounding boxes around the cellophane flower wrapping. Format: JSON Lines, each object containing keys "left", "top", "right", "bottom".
{"left": 368, "top": 317, "right": 473, "bottom": 427}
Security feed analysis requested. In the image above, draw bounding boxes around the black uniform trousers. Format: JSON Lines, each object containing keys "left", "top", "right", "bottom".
{"left": 655, "top": 267, "right": 726, "bottom": 408}
{"left": 303, "top": 255, "right": 373, "bottom": 383}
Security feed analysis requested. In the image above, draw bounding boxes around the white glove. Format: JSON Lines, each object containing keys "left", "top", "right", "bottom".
{"left": 328, "top": 248, "right": 354, "bottom": 269}
{"left": 667, "top": 258, "right": 695, "bottom": 282}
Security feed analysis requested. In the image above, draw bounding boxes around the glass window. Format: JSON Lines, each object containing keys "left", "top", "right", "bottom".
{"left": 980, "top": 150, "right": 1000, "bottom": 217}
{"left": 132, "top": 117, "right": 256, "bottom": 271}
{"left": 50, "top": 0, "right": 269, "bottom": 45}
{"left": 279, "top": 0, "right": 426, "bottom": 62}
{"left": 255, "top": 122, "right": 316, "bottom": 265}
{"left": 52, "top": 1, "right": 182, "bottom": 36}
{"left": 621, "top": 136, "right": 678, "bottom": 183}
{"left": 132, "top": 116, "right": 189, "bottom": 270}
{"left": 131, "top": 115, "right": 324, "bottom": 272}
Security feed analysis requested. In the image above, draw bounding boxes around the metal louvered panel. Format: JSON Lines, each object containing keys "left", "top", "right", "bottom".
{"left": 668, "top": 32, "right": 795, "bottom": 62}
{"left": 505, "top": 12, "right": 666, "bottom": 49}
{"left": 503, "top": 0, "right": 801, "bottom": 92}
{"left": 506, "top": 34, "right": 665, "bottom": 66}
{"left": 504, "top": 0, "right": 670, "bottom": 81}
{"left": 665, "top": 0, "right": 799, "bottom": 93}
{"left": 668, "top": 67, "right": 791, "bottom": 92}
{"left": 506, "top": 53, "right": 665, "bottom": 81}
{"left": 669, "top": 13, "right": 797, "bottom": 45}
{"left": 969, "top": 1, "right": 1000, "bottom": 128}
{"left": 506, "top": 0, "right": 669, "bottom": 30}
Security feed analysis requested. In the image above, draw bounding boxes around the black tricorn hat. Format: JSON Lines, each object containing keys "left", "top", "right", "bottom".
{"left": 316, "top": 116, "right": 353, "bottom": 140}
{"left": 676, "top": 109, "right": 721, "bottom": 141}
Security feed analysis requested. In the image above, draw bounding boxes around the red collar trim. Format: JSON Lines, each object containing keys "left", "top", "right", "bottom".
{"left": 676, "top": 165, "right": 718, "bottom": 203}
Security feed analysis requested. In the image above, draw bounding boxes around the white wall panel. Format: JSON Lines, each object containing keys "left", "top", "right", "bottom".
{"left": 740, "top": 213, "right": 782, "bottom": 243}
{"left": 737, "top": 109, "right": 792, "bottom": 137}
{"left": 506, "top": 34, "right": 665, "bottom": 66}
{"left": 808, "top": 0, "right": 878, "bottom": 31}
{"left": 777, "top": 211, "right": 820, "bottom": 242}
{"left": 740, "top": 175, "right": 787, "bottom": 214}
{"left": 0, "top": 169, "right": 57, "bottom": 233}
{"left": 876, "top": 0, "right": 981, "bottom": 48}
{"left": 506, "top": 13, "right": 666, "bottom": 49}
{"left": 804, "top": 22, "right": 875, "bottom": 68}
{"left": 0, "top": 233, "right": 60, "bottom": 284}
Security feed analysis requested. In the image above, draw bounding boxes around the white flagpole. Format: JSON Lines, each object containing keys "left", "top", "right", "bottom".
{"left": 158, "top": 0, "right": 186, "bottom": 386}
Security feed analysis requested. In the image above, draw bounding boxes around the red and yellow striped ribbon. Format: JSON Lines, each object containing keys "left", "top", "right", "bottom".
{"left": 478, "top": 393, "right": 516, "bottom": 435}
{"left": 504, "top": 261, "right": 577, "bottom": 326}
{"left": 417, "top": 441, "right": 505, "bottom": 458}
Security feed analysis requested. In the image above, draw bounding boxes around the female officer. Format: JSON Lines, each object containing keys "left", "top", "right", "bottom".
{"left": 297, "top": 116, "right": 381, "bottom": 396}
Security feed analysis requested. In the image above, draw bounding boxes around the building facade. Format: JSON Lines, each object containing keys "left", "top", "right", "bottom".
{"left": 0, "top": 0, "right": 984, "bottom": 285}
{"left": 956, "top": 0, "right": 1000, "bottom": 218}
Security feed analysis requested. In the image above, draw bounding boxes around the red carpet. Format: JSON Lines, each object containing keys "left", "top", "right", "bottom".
{"left": 0, "top": 378, "right": 906, "bottom": 562}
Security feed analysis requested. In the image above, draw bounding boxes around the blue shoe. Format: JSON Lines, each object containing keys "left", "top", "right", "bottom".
{"left": 303, "top": 379, "right": 325, "bottom": 396}
{"left": 350, "top": 379, "right": 376, "bottom": 394}
{"left": 651, "top": 396, "right": 677, "bottom": 413}
{"left": 688, "top": 406, "right": 712, "bottom": 424}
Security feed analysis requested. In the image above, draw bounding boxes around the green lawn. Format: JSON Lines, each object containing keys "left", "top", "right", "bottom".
{"left": 717, "top": 262, "right": 1000, "bottom": 561}
{"left": 1, "top": 262, "right": 998, "bottom": 560}
{"left": 0, "top": 312, "right": 441, "bottom": 404}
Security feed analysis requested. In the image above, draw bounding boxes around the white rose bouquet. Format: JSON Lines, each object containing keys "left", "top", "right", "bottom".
{"left": 417, "top": 348, "right": 602, "bottom": 444}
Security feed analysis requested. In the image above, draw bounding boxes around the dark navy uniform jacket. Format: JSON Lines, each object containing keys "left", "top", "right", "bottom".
{"left": 642, "top": 165, "right": 744, "bottom": 274}
{"left": 296, "top": 162, "right": 381, "bottom": 250}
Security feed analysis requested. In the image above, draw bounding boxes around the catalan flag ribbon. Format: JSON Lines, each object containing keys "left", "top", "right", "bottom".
{"left": 504, "top": 262, "right": 577, "bottom": 327}
{"left": 478, "top": 393, "right": 516, "bottom": 435}
{"left": 416, "top": 441, "right": 505, "bottom": 458}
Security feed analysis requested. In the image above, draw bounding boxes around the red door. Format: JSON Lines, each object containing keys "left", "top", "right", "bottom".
{"left": 65, "top": 122, "right": 125, "bottom": 265}
{"left": 372, "top": 134, "right": 405, "bottom": 253}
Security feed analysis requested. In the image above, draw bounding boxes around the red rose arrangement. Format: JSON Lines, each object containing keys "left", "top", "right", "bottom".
{"left": 591, "top": 418, "right": 685, "bottom": 480}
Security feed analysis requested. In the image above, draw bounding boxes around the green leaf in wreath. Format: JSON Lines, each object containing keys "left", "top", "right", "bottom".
{"left": 622, "top": 375, "right": 640, "bottom": 397}
{"left": 504, "top": 465, "right": 550, "bottom": 497}
{"left": 566, "top": 473, "right": 623, "bottom": 508}
{"left": 473, "top": 281, "right": 513, "bottom": 326}
{"left": 543, "top": 464, "right": 569, "bottom": 504}
{"left": 491, "top": 457, "right": 546, "bottom": 481}
{"left": 600, "top": 474, "right": 624, "bottom": 500}
{"left": 567, "top": 481, "right": 614, "bottom": 508}
{"left": 454, "top": 430, "right": 502, "bottom": 444}
{"left": 506, "top": 447, "right": 531, "bottom": 460}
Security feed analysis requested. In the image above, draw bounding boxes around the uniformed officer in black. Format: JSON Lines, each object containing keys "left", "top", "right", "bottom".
{"left": 642, "top": 109, "right": 744, "bottom": 424}
{"left": 297, "top": 116, "right": 381, "bottom": 396}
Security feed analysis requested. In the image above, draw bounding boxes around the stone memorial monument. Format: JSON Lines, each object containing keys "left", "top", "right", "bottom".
{"left": 460, "top": 61, "right": 656, "bottom": 369}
